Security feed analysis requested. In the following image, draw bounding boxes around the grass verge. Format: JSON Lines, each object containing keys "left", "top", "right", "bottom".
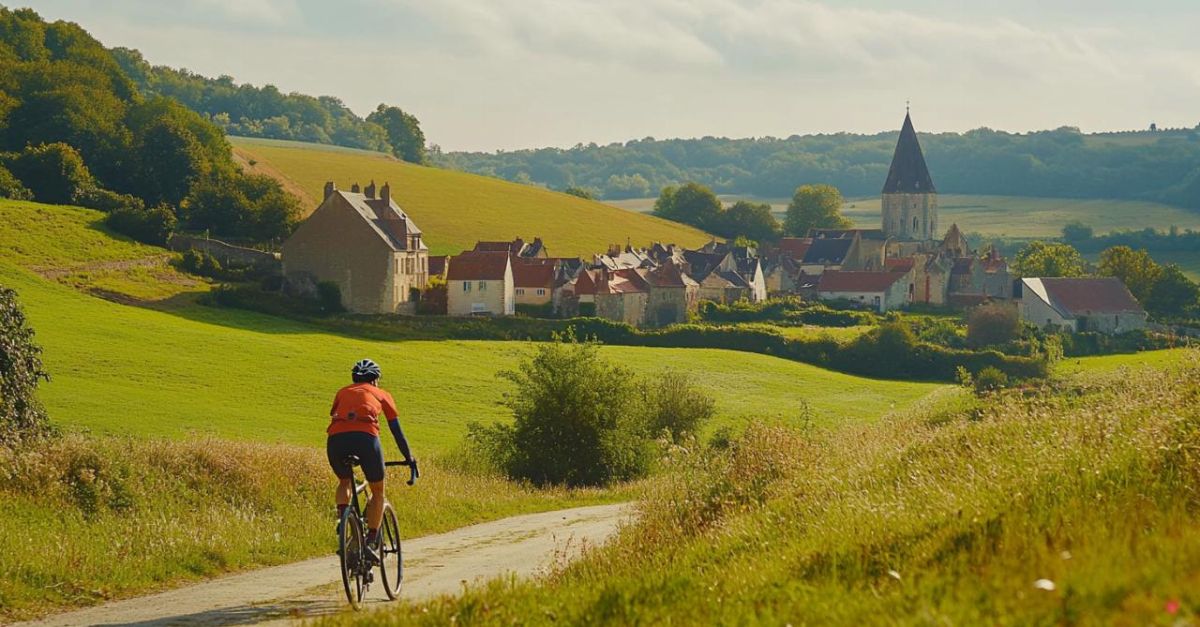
{"left": 0, "top": 434, "right": 620, "bottom": 622}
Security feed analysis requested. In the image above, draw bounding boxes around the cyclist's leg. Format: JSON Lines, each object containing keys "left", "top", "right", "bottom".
{"left": 326, "top": 434, "right": 355, "bottom": 513}
{"left": 366, "top": 480, "right": 385, "bottom": 530}
{"left": 358, "top": 433, "right": 387, "bottom": 545}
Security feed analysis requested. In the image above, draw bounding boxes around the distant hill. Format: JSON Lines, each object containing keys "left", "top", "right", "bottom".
{"left": 437, "top": 126, "right": 1200, "bottom": 209}
{"left": 231, "top": 137, "right": 712, "bottom": 256}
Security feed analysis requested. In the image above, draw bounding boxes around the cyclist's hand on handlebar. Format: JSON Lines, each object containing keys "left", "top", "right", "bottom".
{"left": 408, "top": 458, "right": 420, "bottom": 485}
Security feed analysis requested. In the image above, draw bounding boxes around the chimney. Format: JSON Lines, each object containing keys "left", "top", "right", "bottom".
{"left": 365, "top": 180, "right": 376, "bottom": 199}
{"left": 323, "top": 181, "right": 335, "bottom": 200}
{"left": 380, "top": 182, "right": 390, "bottom": 205}
{"left": 351, "top": 182, "right": 361, "bottom": 193}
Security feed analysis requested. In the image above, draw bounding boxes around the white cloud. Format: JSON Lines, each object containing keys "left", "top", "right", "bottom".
{"left": 189, "top": 0, "right": 301, "bottom": 25}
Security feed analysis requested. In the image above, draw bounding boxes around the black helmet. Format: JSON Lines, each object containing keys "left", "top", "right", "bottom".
{"left": 351, "top": 359, "right": 381, "bottom": 380}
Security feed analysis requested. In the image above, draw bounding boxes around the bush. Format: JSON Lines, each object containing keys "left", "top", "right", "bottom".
{"left": 638, "top": 370, "right": 715, "bottom": 444}
{"left": 973, "top": 366, "right": 1009, "bottom": 394}
{"left": 967, "top": 303, "right": 1021, "bottom": 348}
{"left": 316, "top": 281, "right": 344, "bottom": 314}
{"left": 4, "top": 143, "right": 96, "bottom": 205}
{"left": 0, "top": 164, "right": 32, "bottom": 200}
{"left": 468, "top": 338, "right": 654, "bottom": 487}
{"left": 0, "top": 288, "right": 51, "bottom": 440}
{"left": 106, "top": 202, "right": 177, "bottom": 245}
{"left": 515, "top": 302, "right": 557, "bottom": 318}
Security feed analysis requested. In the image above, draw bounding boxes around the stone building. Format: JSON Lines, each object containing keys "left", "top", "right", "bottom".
{"left": 446, "top": 251, "right": 515, "bottom": 316}
{"left": 281, "top": 181, "right": 428, "bottom": 314}
{"left": 1017, "top": 277, "right": 1147, "bottom": 334}
{"left": 881, "top": 112, "right": 939, "bottom": 248}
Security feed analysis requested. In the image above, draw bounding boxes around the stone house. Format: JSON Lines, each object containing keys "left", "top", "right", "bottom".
{"left": 281, "top": 181, "right": 428, "bottom": 314}
{"left": 639, "top": 263, "right": 698, "bottom": 326}
{"left": 446, "top": 252, "right": 514, "bottom": 316}
{"left": 1017, "top": 277, "right": 1147, "bottom": 333}
{"left": 595, "top": 268, "right": 650, "bottom": 326}
{"left": 816, "top": 268, "right": 915, "bottom": 313}
{"left": 512, "top": 261, "right": 555, "bottom": 307}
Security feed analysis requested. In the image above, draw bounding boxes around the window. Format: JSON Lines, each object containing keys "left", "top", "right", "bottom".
{"left": 516, "top": 288, "right": 525, "bottom": 295}
{"left": 536, "top": 288, "right": 545, "bottom": 296}
{"left": 462, "top": 281, "right": 471, "bottom": 292}
{"left": 479, "top": 281, "right": 487, "bottom": 291}
{"left": 912, "top": 216, "right": 919, "bottom": 231}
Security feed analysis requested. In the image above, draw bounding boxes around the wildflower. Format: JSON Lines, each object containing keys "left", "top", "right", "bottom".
{"left": 1166, "top": 599, "right": 1181, "bottom": 615}
{"left": 1033, "top": 579, "right": 1055, "bottom": 591}
{"left": 887, "top": 570, "right": 901, "bottom": 581}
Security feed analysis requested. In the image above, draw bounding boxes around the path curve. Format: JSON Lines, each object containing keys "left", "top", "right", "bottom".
{"left": 15, "top": 503, "right": 632, "bottom": 627}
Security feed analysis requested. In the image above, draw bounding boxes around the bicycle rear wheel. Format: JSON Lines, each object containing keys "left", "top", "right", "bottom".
{"left": 338, "top": 509, "right": 366, "bottom": 609}
{"left": 379, "top": 503, "right": 403, "bottom": 600}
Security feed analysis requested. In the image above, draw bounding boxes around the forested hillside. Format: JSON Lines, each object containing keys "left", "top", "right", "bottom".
{"left": 0, "top": 7, "right": 298, "bottom": 244}
{"left": 438, "top": 126, "right": 1200, "bottom": 208}
{"left": 110, "top": 47, "right": 428, "bottom": 164}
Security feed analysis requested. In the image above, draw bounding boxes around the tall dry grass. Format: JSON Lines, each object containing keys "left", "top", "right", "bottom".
{"left": 0, "top": 435, "right": 616, "bottom": 622}
{"left": 334, "top": 350, "right": 1200, "bottom": 625}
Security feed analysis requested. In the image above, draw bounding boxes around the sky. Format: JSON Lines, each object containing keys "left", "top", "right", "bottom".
{"left": 18, "top": 0, "right": 1200, "bottom": 152}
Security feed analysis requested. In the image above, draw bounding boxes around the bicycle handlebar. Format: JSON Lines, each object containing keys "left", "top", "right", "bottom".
{"left": 385, "top": 460, "right": 418, "bottom": 485}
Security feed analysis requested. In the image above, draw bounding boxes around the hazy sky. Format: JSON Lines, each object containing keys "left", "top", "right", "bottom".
{"left": 19, "top": 0, "right": 1200, "bottom": 151}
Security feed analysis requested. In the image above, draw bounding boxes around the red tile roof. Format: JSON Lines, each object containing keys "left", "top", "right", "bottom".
{"left": 598, "top": 268, "right": 650, "bottom": 295}
{"left": 512, "top": 262, "right": 555, "bottom": 288}
{"left": 1036, "top": 277, "right": 1144, "bottom": 315}
{"left": 573, "top": 269, "right": 598, "bottom": 296}
{"left": 884, "top": 257, "right": 915, "bottom": 272}
{"left": 778, "top": 237, "right": 813, "bottom": 261}
{"left": 446, "top": 251, "right": 509, "bottom": 281}
{"left": 817, "top": 270, "right": 906, "bottom": 293}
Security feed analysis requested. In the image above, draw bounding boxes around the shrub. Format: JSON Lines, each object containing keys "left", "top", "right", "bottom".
{"left": 5, "top": 143, "right": 96, "bottom": 205}
{"left": 73, "top": 186, "right": 144, "bottom": 214}
{"left": 967, "top": 302, "right": 1021, "bottom": 348}
{"left": 972, "top": 366, "right": 1009, "bottom": 395}
{"left": 0, "top": 287, "right": 51, "bottom": 440}
{"left": 316, "top": 281, "right": 345, "bottom": 314}
{"left": 468, "top": 337, "right": 654, "bottom": 487}
{"left": 638, "top": 370, "right": 715, "bottom": 444}
{"left": 106, "top": 202, "right": 177, "bottom": 245}
{"left": 0, "top": 164, "right": 32, "bottom": 200}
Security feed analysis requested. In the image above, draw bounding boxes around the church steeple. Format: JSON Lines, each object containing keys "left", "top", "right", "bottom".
{"left": 881, "top": 110, "right": 939, "bottom": 242}
{"left": 882, "top": 112, "right": 936, "bottom": 194}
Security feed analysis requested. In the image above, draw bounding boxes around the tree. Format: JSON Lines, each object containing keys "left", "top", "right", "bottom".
{"left": 367, "top": 104, "right": 427, "bottom": 164}
{"left": 1146, "top": 264, "right": 1200, "bottom": 318}
{"left": 652, "top": 182, "right": 723, "bottom": 231}
{"left": 967, "top": 302, "right": 1021, "bottom": 348}
{"left": 0, "top": 287, "right": 50, "bottom": 440}
{"left": 720, "top": 200, "right": 780, "bottom": 242}
{"left": 1097, "top": 246, "right": 1162, "bottom": 303}
{"left": 562, "top": 185, "right": 596, "bottom": 200}
{"left": 1012, "top": 241, "right": 1086, "bottom": 277}
{"left": 638, "top": 370, "right": 714, "bottom": 444}
{"left": 784, "top": 184, "right": 850, "bottom": 236}
{"left": 6, "top": 142, "right": 96, "bottom": 205}
{"left": 1061, "top": 221, "right": 1093, "bottom": 243}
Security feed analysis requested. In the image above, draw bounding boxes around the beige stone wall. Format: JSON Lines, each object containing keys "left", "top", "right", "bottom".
{"left": 514, "top": 286, "right": 552, "bottom": 305}
{"left": 882, "top": 192, "right": 939, "bottom": 241}
{"left": 448, "top": 274, "right": 514, "bottom": 316}
{"left": 282, "top": 195, "right": 394, "bottom": 314}
{"left": 646, "top": 286, "right": 688, "bottom": 326}
{"left": 596, "top": 292, "right": 648, "bottom": 326}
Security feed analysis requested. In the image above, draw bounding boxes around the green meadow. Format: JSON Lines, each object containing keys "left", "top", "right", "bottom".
{"left": 609, "top": 193, "right": 1200, "bottom": 238}
{"left": 230, "top": 137, "right": 712, "bottom": 257}
{"left": 0, "top": 200, "right": 942, "bottom": 453}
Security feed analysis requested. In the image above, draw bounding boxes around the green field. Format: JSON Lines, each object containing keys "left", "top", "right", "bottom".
{"left": 231, "top": 137, "right": 711, "bottom": 257}
{"left": 609, "top": 194, "right": 1200, "bottom": 238}
{"left": 0, "top": 200, "right": 943, "bottom": 453}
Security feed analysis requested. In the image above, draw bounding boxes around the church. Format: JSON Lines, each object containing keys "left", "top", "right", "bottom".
{"left": 798, "top": 111, "right": 1011, "bottom": 310}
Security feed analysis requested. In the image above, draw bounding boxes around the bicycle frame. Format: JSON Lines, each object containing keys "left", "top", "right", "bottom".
{"left": 349, "top": 460, "right": 416, "bottom": 515}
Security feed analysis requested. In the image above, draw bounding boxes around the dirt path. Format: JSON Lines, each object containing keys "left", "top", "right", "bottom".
{"left": 15, "top": 503, "right": 631, "bottom": 627}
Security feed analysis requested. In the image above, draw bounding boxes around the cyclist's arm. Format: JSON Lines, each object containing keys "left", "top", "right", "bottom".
{"left": 379, "top": 393, "right": 414, "bottom": 462}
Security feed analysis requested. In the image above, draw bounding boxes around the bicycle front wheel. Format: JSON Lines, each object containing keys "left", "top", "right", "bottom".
{"left": 338, "top": 509, "right": 366, "bottom": 609}
{"left": 379, "top": 503, "right": 403, "bottom": 600}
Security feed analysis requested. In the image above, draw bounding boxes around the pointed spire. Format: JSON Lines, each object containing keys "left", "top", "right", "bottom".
{"left": 882, "top": 111, "right": 936, "bottom": 194}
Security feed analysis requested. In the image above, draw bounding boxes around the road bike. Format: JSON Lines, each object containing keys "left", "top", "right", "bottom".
{"left": 338, "top": 458, "right": 416, "bottom": 609}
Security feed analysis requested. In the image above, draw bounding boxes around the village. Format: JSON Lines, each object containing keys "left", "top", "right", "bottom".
{"left": 278, "top": 113, "right": 1148, "bottom": 335}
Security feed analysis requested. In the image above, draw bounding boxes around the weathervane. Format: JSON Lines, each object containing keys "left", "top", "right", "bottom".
{"left": 906, "top": 99, "right": 910, "bottom": 113}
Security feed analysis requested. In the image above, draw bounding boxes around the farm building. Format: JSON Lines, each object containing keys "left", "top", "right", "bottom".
{"left": 1017, "top": 277, "right": 1147, "bottom": 334}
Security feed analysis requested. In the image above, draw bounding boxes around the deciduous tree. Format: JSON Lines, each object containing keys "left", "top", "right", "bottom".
{"left": 784, "top": 184, "right": 850, "bottom": 236}
{"left": 1097, "top": 246, "right": 1162, "bottom": 303}
{"left": 1013, "top": 241, "right": 1086, "bottom": 277}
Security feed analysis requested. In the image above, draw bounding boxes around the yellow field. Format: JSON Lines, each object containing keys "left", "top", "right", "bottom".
{"left": 232, "top": 138, "right": 711, "bottom": 257}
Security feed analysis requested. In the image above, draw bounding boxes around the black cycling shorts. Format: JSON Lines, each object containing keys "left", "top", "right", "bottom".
{"left": 326, "top": 431, "right": 385, "bottom": 483}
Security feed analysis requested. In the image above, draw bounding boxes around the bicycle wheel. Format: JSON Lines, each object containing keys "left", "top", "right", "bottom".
{"left": 338, "top": 509, "right": 366, "bottom": 609}
{"left": 378, "top": 503, "right": 403, "bottom": 600}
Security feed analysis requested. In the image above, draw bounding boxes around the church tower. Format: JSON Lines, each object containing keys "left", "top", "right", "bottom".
{"left": 881, "top": 111, "right": 938, "bottom": 242}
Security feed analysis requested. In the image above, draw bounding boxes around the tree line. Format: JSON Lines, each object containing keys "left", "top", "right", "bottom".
{"left": 437, "top": 126, "right": 1200, "bottom": 209}
{"left": 651, "top": 181, "right": 848, "bottom": 245}
{"left": 0, "top": 7, "right": 303, "bottom": 245}
{"left": 111, "top": 48, "right": 428, "bottom": 164}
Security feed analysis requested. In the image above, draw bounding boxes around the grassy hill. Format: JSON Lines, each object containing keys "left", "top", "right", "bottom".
{"left": 609, "top": 193, "right": 1200, "bottom": 239}
{"left": 230, "top": 137, "right": 712, "bottom": 257}
{"left": 0, "top": 200, "right": 942, "bottom": 453}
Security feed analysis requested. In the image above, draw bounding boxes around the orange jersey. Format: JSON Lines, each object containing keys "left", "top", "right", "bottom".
{"left": 327, "top": 383, "right": 399, "bottom": 437}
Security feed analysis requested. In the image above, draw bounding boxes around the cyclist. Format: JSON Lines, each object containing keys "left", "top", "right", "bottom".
{"left": 327, "top": 359, "right": 418, "bottom": 561}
